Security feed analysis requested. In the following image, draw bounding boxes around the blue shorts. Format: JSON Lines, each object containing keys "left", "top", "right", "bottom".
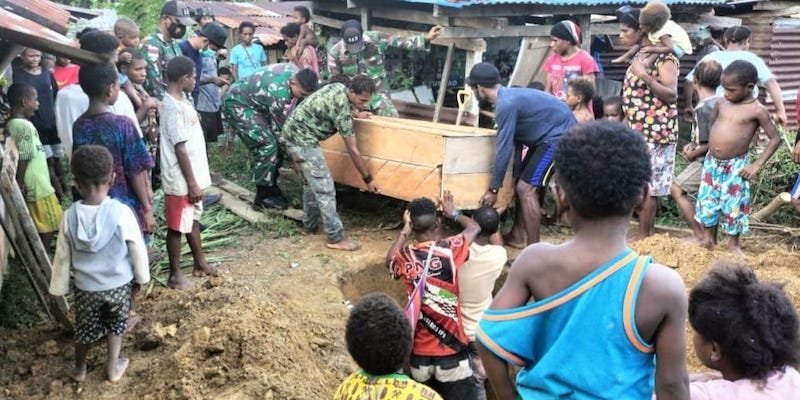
{"left": 694, "top": 153, "right": 751, "bottom": 236}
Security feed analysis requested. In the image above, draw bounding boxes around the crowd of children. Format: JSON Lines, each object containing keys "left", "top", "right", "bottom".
{"left": 1, "top": 0, "right": 799, "bottom": 396}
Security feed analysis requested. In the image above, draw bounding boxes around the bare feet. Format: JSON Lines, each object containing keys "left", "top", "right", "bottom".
{"left": 108, "top": 358, "right": 129, "bottom": 383}
{"left": 728, "top": 243, "right": 745, "bottom": 257}
{"left": 67, "top": 363, "right": 87, "bottom": 382}
{"left": 502, "top": 234, "right": 525, "bottom": 249}
{"left": 167, "top": 273, "right": 194, "bottom": 290}
{"left": 698, "top": 239, "right": 714, "bottom": 251}
{"left": 192, "top": 262, "right": 221, "bottom": 277}
{"left": 125, "top": 314, "right": 144, "bottom": 333}
{"left": 326, "top": 237, "right": 361, "bottom": 251}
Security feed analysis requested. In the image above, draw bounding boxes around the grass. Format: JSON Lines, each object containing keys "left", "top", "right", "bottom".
{"left": 0, "top": 260, "right": 44, "bottom": 328}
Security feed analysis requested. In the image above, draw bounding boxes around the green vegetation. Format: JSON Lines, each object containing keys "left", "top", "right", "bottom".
{"left": 0, "top": 261, "right": 43, "bottom": 328}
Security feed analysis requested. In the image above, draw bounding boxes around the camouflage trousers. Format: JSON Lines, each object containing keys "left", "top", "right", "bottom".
{"left": 368, "top": 92, "right": 398, "bottom": 117}
{"left": 285, "top": 144, "right": 344, "bottom": 244}
{"left": 222, "top": 100, "right": 283, "bottom": 187}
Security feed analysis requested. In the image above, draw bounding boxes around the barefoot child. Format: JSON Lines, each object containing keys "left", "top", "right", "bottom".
{"left": 334, "top": 293, "right": 443, "bottom": 400}
{"left": 565, "top": 77, "right": 594, "bottom": 123}
{"left": 386, "top": 191, "right": 480, "bottom": 399}
{"left": 478, "top": 121, "right": 689, "bottom": 399}
{"left": 670, "top": 59, "right": 721, "bottom": 242}
{"left": 613, "top": 1, "right": 692, "bottom": 64}
{"left": 49, "top": 145, "right": 150, "bottom": 383}
{"left": 160, "top": 56, "right": 217, "bottom": 289}
{"left": 602, "top": 95, "right": 624, "bottom": 122}
{"left": 7, "top": 83, "right": 63, "bottom": 248}
{"left": 695, "top": 60, "right": 781, "bottom": 255}
{"left": 688, "top": 261, "right": 800, "bottom": 399}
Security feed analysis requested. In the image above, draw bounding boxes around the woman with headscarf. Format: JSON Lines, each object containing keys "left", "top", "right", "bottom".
{"left": 543, "top": 20, "right": 599, "bottom": 101}
{"left": 683, "top": 26, "right": 787, "bottom": 125}
{"left": 618, "top": 6, "right": 680, "bottom": 239}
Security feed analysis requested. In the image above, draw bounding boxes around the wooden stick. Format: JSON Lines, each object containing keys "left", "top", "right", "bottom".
{"left": 433, "top": 43, "right": 455, "bottom": 124}
{"left": 753, "top": 192, "right": 792, "bottom": 221}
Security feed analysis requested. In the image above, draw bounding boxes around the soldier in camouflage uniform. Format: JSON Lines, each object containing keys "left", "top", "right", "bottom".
{"left": 328, "top": 20, "right": 442, "bottom": 117}
{"left": 222, "top": 64, "right": 319, "bottom": 210}
{"left": 142, "top": 1, "right": 195, "bottom": 100}
{"left": 282, "top": 75, "right": 380, "bottom": 251}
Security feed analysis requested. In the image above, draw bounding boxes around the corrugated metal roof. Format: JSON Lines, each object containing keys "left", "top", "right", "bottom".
{"left": 185, "top": 1, "right": 302, "bottom": 46}
{"left": 396, "top": 0, "right": 725, "bottom": 6}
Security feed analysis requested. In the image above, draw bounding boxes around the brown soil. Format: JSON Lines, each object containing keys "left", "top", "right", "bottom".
{"left": 1, "top": 215, "right": 798, "bottom": 398}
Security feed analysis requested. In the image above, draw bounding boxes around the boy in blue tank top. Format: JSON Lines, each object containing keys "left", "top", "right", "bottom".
{"left": 477, "top": 121, "right": 690, "bottom": 400}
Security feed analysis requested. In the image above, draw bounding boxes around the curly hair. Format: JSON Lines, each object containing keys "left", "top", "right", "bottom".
{"left": 723, "top": 26, "right": 751, "bottom": 45}
{"left": 723, "top": 60, "right": 758, "bottom": 86}
{"left": 345, "top": 293, "right": 412, "bottom": 375}
{"left": 689, "top": 261, "right": 800, "bottom": 381}
{"left": 567, "top": 77, "right": 594, "bottom": 105}
{"left": 293, "top": 68, "right": 319, "bottom": 92}
{"left": 79, "top": 62, "right": 118, "bottom": 98}
{"left": 72, "top": 145, "right": 114, "bottom": 186}
{"left": 78, "top": 31, "right": 120, "bottom": 57}
{"left": 473, "top": 206, "right": 499, "bottom": 235}
{"left": 694, "top": 59, "right": 722, "bottom": 90}
{"left": 7, "top": 83, "right": 36, "bottom": 109}
{"left": 347, "top": 75, "right": 376, "bottom": 96}
{"left": 639, "top": 1, "right": 671, "bottom": 33}
{"left": 294, "top": 6, "right": 311, "bottom": 24}
{"left": 166, "top": 55, "right": 195, "bottom": 83}
{"left": 553, "top": 121, "right": 651, "bottom": 218}
{"left": 408, "top": 197, "right": 438, "bottom": 234}
{"left": 239, "top": 21, "right": 255, "bottom": 34}
{"left": 280, "top": 22, "right": 301, "bottom": 38}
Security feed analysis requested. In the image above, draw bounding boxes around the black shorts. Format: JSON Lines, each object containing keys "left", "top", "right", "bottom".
{"left": 517, "top": 142, "right": 557, "bottom": 187}
{"left": 199, "top": 110, "right": 223, "bottom": 143}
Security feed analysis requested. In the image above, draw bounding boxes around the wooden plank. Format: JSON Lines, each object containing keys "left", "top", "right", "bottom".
{"left": 360, "top": 115, "right": 495, "bottom": 136}
{"left": 312, "top": 13, "right": 486, "bottom": 52}
{"left": 433, "top": 4, "right": 713, "bottom": 18}
{"left": 439, "top": 25, "right": 551, "bottom": 39}
{"left": 441, "top": 173, "right": 514, "bottom": 211}
{"left": 433, "top": 43, "right": 455, "bottom": 123}
{"left": 696, "top": 14, "right": 742, "bottom": 28}
{"left": 214, "top": 179, "right": 304, "bottom": 221}
{"left": 578, "top": 15, "right": 591, "bottom": 51}
{"left": 509, "top": 37, "right": 550, "bottom": 88}
{"left": 442, "top": 136, "right": 498, "bottom": 175}
{"left": 320, "top": 123, "right": 446, "bottom": 168}
{"left": 321, "top": 151, "right": 444, "bottom": 203}
{"left": 393, "top": 100, "right": 477, "bottom": 126}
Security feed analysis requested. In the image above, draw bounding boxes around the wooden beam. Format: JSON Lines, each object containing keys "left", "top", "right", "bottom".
{"left": 315, "top": 1, "right": 449, "bottom": 26}
{"left": 439, "top": 25, "right": 550, "bottom": 39}
{"left": 360, "top": 7, "right": 371, "bottom": 30}
{"left": 434, "top": 4, "right": 712, "bottom": 18}
{"left": 754, "top": 1, "right": 799, "bottom": 11}
{"left": 695, "top": 14, "right": 742, "bottom": 28}
{"left": 433, "top": 43, "right": 455, "bottom": 123}
{"left": 313, "top": 14, "right": 486, "bottom": 52}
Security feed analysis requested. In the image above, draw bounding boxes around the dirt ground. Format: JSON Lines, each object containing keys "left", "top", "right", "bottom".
{"left": 1, "top": 200, "right": 799, "bottom": 399}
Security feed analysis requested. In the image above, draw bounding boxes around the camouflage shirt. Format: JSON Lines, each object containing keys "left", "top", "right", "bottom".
{"left": 283, "top": 83, "right": 354, "bottom": 147}
{"left": 328, "top": 31, "right": 427, "bottom": 95}
{"left": 142, "top": 31, "right": 182, "bottom": 100}
{"left": 224, "top": 63, "right": 297, "bottom": 132}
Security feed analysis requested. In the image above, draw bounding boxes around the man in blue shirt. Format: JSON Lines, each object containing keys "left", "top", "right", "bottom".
{"left": 470, "top": 62, "right": 576, "bottom": 247}
{"left": 178, "top": 22, "right": 227, "bottom": 104}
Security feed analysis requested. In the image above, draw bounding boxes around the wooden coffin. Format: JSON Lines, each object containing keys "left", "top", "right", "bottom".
{"left": 320, "top": 116, "right": 513, "bottom": 210}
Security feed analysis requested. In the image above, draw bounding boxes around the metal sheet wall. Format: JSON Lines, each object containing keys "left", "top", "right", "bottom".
{"left": 769, "top": 24, "right": 800, "bottom": 128}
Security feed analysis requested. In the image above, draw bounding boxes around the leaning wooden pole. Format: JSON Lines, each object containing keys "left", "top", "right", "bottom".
{"left": 433, "top": 43, "right": 455, "bottom": 123}
{"left": 753, "top": 192, "right": 792, "bottom": 221}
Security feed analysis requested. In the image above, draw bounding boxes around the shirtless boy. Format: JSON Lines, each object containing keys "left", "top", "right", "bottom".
{"left": 695, "top": 60, "right": 780, "bottom": 255}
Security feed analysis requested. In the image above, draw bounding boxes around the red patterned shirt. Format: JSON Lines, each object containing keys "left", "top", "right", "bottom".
{"left": 390, "top": 234, "right": 471, "bottom": 357}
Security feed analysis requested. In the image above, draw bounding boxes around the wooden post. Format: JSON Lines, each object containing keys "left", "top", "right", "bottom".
{"left": 753, "top": 192, "right": 792, "bottom": 221}
{"left": 433, "top": 43, "right": 455, "bottom": 123}
{"left": 464, "top": 49, "right": 484, "bottom": 127}
{"left": 360, "top": 7, "right": 371, "bottom": 30}
{"left": 577, "top": 15, "right": 592, "bottom": 51}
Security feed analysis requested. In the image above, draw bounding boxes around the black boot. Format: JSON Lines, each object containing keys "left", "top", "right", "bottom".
{"left": 253, "top": 185, "right": 288, "bottom": 211}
